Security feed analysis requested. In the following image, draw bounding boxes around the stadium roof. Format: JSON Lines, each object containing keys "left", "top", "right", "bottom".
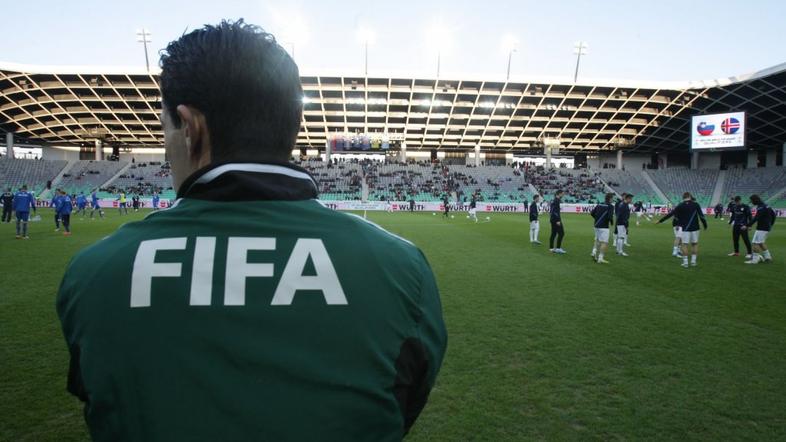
{"left": 1, "top": 61, "right": 785, "bottom": 153}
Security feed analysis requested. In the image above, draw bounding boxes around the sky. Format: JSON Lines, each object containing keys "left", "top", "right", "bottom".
{"left": 2, "top": 0, "right": 785, "bottom": 82}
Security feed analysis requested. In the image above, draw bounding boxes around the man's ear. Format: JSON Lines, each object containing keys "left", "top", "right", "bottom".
{"left": 176, "top": 104, "right": 206, "bottom": 162}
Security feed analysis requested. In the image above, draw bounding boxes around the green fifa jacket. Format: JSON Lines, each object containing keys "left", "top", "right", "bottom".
{"left": 56, "top": 162, "right": 447, "bottom": 442}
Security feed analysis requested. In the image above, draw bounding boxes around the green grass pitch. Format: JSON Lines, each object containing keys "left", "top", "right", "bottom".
{"left": 1, "top": 209, "right": 785, "bottom": 441}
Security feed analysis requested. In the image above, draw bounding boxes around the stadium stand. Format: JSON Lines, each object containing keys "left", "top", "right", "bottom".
{"left": 3, "top": 156, "right": 784, "bottom": 207}
{"left": 722, "top": 167, "right": 786, "bottom": 207}
{"left": 647, "top": 168, "right": 719, "bottom": 206}
{"left": 297, "top": 159, "right": 363, "bottom": 200}
{"left": 103, "top": 161, "right": 175, "bottom": 198}
{"left": 598, "top": 169, "right": 665, "bottom": 204}
{"left": 365, "top": 162, "right": 532, "bottom": 203}
{"left": 0, "top": 158, "right": 67, "bottom": 195}
{"left": 527, "top": 167, "right": 607, "bottom": 204}
{"left": 58, "top": 160, "right": 128, "bottom": 195}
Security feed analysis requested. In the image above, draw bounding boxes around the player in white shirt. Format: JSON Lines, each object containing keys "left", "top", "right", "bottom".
{"left": 468, "top": 196, "right": 478, "bottom": 223}
{"left": 529, "top": 195, "right": 541, "bottom": 244}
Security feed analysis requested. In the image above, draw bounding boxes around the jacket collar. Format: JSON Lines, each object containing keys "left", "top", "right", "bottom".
{"left": 177, "top": 162, "right": 319, "bottom": 202}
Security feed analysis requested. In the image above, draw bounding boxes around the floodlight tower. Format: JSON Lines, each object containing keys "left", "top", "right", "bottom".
{"left": 427, "top": 24, "right": 451, "bottom": 78}
{"left": 573, "top": 41, "right": 588, "bottom": 83}
{"left": 356, "top": 27, "right": 376, "bottom": 76}
{"left": 501, "top": 34, "right": 519, "bottom": 81}
{"left": 282, "top": 17, "right": 309, "bottom": 62}
{"left": 136, "top": 29, "right": 152, "bottom": 72}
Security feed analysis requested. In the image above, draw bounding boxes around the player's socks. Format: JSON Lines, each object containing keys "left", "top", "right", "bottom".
{"left": 682, "top": 256, "right": 689, "bottom": 266}
{"left": 16, "top": 220, "right": 21, "bottom": 236}
{"left": 22, "top": 222, "right": 28, "bottom": 237}
{"left": 763, "top": 250, "right": 772, "bottom": 261}
{"left": 691, "top": 255, "right": 697, "bottom": 266}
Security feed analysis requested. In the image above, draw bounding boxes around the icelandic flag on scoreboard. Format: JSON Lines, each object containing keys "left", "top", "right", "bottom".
{"left": 696, "top": 121, "right": 715, "bottom": 136}
{"left": 721, "top": 117, "right": 740, "bottom": 134}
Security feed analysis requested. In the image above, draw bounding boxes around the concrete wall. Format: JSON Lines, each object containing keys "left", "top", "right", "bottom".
{"left": 697, "top": 152, "right": 721, "bottom": 169}
{"left": 41, "top": 146, "right": 80, "bottom": 161}
{"left": 586, "top": 152, "right": 650, "bottom": 171}
{"left": 118, "top": 152, "right": 166, "bottom": 163}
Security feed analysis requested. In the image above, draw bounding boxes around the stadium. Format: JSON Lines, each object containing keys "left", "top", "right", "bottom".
{"left": 2, "top": 5, "right": 786, "bottom": 442}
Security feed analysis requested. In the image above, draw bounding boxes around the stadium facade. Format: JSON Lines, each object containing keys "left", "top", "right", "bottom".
{"left": 1, "top": 61, "right": 785, "bottom": 163}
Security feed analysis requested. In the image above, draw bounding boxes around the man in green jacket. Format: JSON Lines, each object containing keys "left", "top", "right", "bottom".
{"left": 57, "top": 19, "right": 447, "bottom": 442}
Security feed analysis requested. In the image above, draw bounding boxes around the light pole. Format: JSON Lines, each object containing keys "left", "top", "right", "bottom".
{"left": 282, "top": 17, "right": 308, "bottom": 62}
{"left": 136, "top": 29, "right": 152, "bottom": 71}
{"left": 573, "top": 41, "right": 588, "bottom": 83}
{"left": 427, "top": 24, "right": 451, "bottom": 78}
{"left": 501, "top": 34, "right": 519, "bottom": 81}
{"left": 356, "top": 27, "right": 376, "bottom": 76}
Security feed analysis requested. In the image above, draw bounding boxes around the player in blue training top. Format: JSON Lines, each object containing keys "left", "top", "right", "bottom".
{"left": 50, "top": 189, "right": 63, "bottom": 231}
{"left": 151, "top": 191, "right": 160, "bottom": 210}
{"left": 75, "top": 192, "right": 88, "bottom": 217}
{"left": 90, "top": 190, "right": 104, "bottom": 219}
{"left": 55, "top": 190, "right": 74, "bottom": 236}
{"left": 13, "top": 185, "right": 37, "bottom": 239}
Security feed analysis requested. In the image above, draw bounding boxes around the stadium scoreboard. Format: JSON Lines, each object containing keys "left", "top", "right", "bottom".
{"left": 691, "top": 111, "right": 746, "bottom": 151}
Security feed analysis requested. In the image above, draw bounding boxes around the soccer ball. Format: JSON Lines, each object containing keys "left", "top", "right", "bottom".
{"left": 485, "top": 216, "right": 490, "bottom": 220}
{"left": 432, "top": 212, "right": 436, "bottom": 216}
{"left": 451, "top": 215, "right": 455, "bottom": 219}
{"left": 466, "top": 215, "right": 470, "bottom": 219}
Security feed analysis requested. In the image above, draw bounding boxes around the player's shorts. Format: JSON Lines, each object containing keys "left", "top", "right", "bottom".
{"left": 92, "top": 202, "right": 100, "bottom": 209}
{"left": 752, "top": 230, "right": 769, "bottom": 244}
{"left": 673, "top": 226, "right": 682, "bottom": 238}
{"left": 616, "top": 225, "right": 627, "bottom": 237}
{"left": 594, "top": 228, "right": 610, "bottom": 242}
{"left": 469, "top": 208, "right": 477, "bottom": 216}
{"left": 530, "top": 220, "right": 539, "bottom": 228}
{"left": 636, "top": 212, "right": 642, "bottom": 217}
{"left": 119, "top": 202, "right": 127, "bottom": 207}
{"left": 681, "top": 230, "right": 699, "bottom": 244}
{"left": 16, "top": 211, "right": 29, "bottom": 222}
{"left": 78, "top": 204, "right": 86, "bottom": 210}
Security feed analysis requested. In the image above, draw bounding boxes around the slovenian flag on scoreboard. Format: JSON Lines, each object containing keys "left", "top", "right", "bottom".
{"left": 696, "top": 121, "right": 714, "bottom": 136}
{"left": 721, "top": 117, "right": 740, "bottom": 134}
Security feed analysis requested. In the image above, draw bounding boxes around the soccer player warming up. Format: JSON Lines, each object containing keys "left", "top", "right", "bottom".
{"left": 657, "top": 192, "right": 707, "bottom": 268}
{"left": 75, "top": 192, "right": 88, "bottom": 217}
{"left": 529, "top": 194, "right": 541, "bottom": 244}
{"left": 727, "top": 196, "right": 752, "bottom": 258}
{"left": 89, "top": 189, "right": 104, "bottom": 219}
{"left": 51, "top": 189, "right": 62, "bottom": 231}
{"left": 744, "top": 194, "right": 776, "bottom": 264}
{"left": 442, "top": 194, "right": 450, "bottom": 219}
{"left": 549, "top": 190, "right": 566, "bottom": 254}
{"left": 56, "top": 190, "right": 73, "bottom": 236}
{"left": 615, "top": 193, "right": 633, "bottom": 256}
{"left": 1, "top": 187, "right": 13, "bottom": 223}
{"left": 468, "top": 195, "right": 478, "bottom": 223}
{"left": 117, "top": 191, "right": 129, "bottom": 215}
{"left": 591, "top": 193, "right": 615, "bottom": 264}
{"left": 13, "top": 185, "right": 36, "bottom": 239}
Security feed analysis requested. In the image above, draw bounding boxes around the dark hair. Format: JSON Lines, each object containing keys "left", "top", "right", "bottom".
{"left": 682, "top": 192, "right": 692, "bottom": 200}
{"left": 555, "top": 190, "right": 564, "bottom": 196}
{"left": 734, "top": 196, "right": 741, "bottom": 202}
{"left": 625, "top": 194, "right": 633, "bottom": 200}
{"left": 750, "top": 194, "right": 762, "bottom": 205}
{"left": 159, "top": 19, "right": 303, "bottom": 162}
{"left": 605, "top": 192, "right": 614, "bottom": 203}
